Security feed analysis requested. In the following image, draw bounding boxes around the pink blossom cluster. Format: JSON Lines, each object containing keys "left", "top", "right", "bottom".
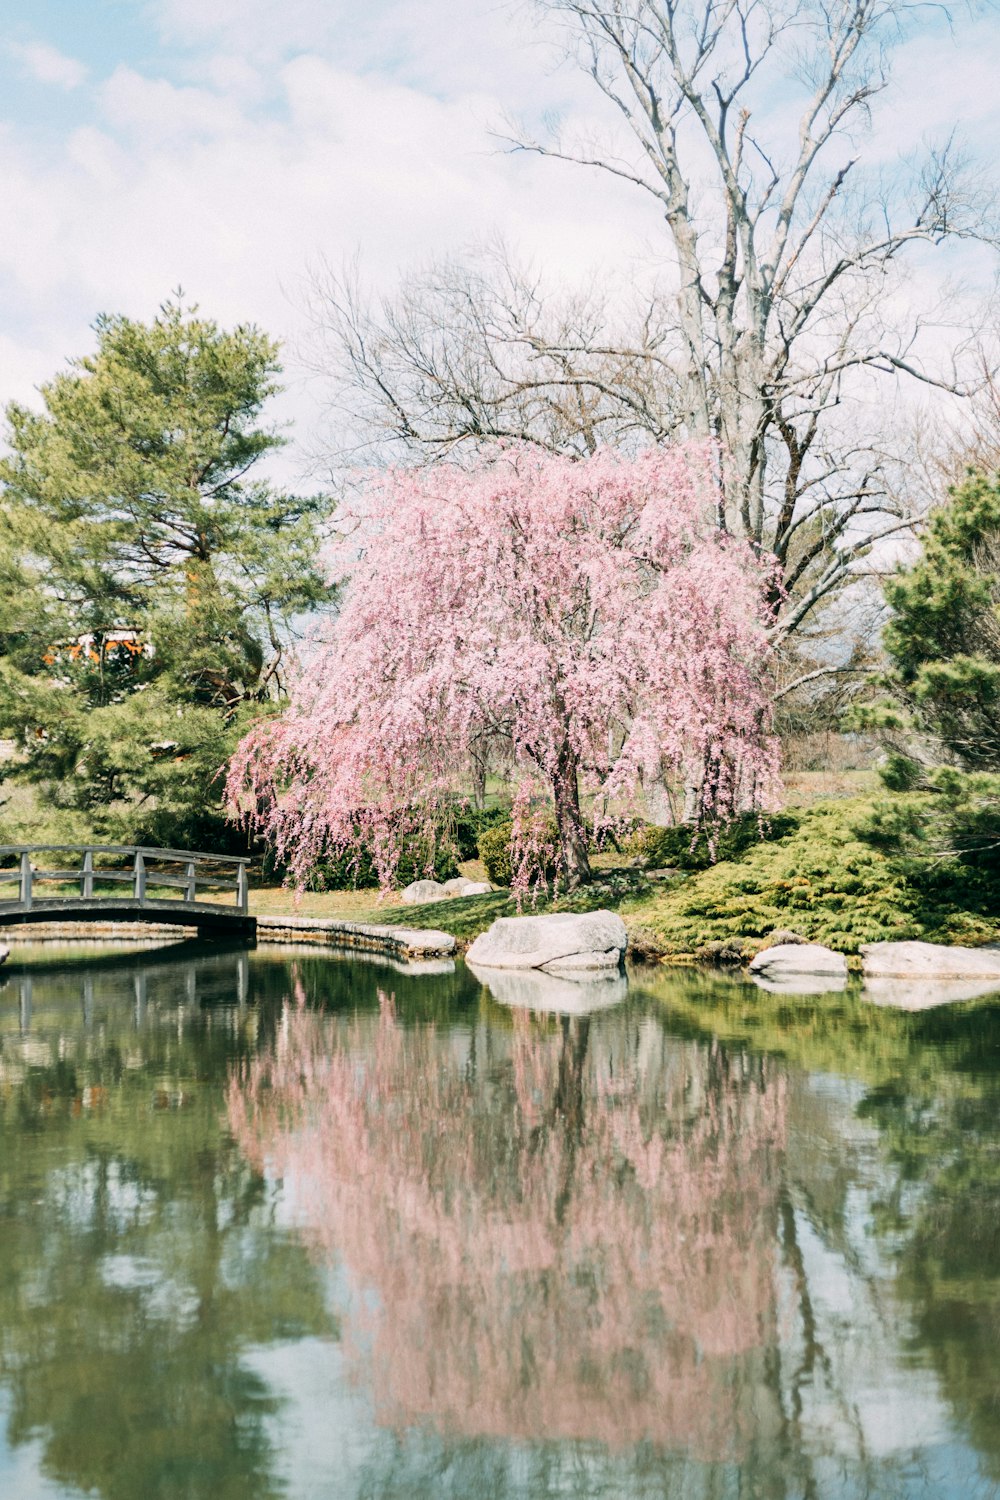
{"left": 227, "top": 444, "right": 779, "bottom": 886}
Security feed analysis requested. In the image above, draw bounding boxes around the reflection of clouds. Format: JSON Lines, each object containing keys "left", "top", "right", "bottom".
{"left": 468, "top": 962, "right": 628, "bottom": 1015}
{"left": 47, "top": 1160, "right": 157, "bottom": 1233}
{"left": 98, "top": 1255, "right": 202, "bottom": 1328}
{"left": 789, "top": 1198, "right": 950, "bottom": 1460}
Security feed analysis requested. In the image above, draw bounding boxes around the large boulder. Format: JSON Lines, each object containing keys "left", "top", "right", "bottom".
{"left": 400, "top": 879, "right": 448, "bottom": 905}
{"left": 468, "top": 962, "right": 628, "bottom": 1015}
{"left": 861, "top": 941, "right": 1000, "bottom": 980}
{"left": 748, "top": 943, "right": 848, "bottom": 979}
{"left": 466, "top": 910, "right": 627, "bottom": 973}
{"left": 402, "top": 877, "right": 493, "bottom": 904}
{"left": 442, "top": 877, "right": 493, "bottom": 897}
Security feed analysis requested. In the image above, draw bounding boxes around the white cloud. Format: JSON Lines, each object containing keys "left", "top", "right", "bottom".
{"left": 0, "top": 0, "right": 996, "bottom": 493}
{"left": 0, "top": 22, "right": 649, "bottom": 486}
{"left": 10, "top": 41, "right": 87, "bottom": 91}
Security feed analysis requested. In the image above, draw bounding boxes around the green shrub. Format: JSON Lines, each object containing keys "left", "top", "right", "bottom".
{"left": 451, "top": 805, "right": 511, "bottom": 861}
{"left": 630, "top": 811, "right": 800, "bottom": 871}
{"left": 286, "top": 827, "right": 461, "bottom": 892}
{"left": 627, "top": 797, "right": 1000, "bottom": 955}
{"left": 477, "top": 821, "right": 515, "bottom": 885}
{"left": 477, "top": 816, "right": 559, "bottom": 887}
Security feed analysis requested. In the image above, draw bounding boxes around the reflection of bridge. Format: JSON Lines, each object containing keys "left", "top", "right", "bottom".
{"left": 0, "top": 941, "right": 252, "bottom": 1035}
{"left": 0, "top": 845, "right": 256, "bottom": 939}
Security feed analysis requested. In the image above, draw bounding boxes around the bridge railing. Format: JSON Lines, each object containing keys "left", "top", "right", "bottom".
{"left": 0, "top": 845, "right": 250, "bottom": 915}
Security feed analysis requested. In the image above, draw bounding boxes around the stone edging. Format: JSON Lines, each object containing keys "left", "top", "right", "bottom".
{"left": 255, "top": 915, "right": 456, "bottom": 960}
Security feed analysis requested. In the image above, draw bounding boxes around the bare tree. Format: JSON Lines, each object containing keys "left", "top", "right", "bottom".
{"left": 306, "top": 246, "right": 687, "bottom": 460}
{"left": 309, "top": 0, "right": 996, "bottom": 655}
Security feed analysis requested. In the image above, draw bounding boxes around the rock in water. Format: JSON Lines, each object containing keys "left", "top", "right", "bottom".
{"left": 748, "top": 943, "right": 848, "bottom": 979}
{"left": 466, "top": 910, "right": 627, "bottom": 972}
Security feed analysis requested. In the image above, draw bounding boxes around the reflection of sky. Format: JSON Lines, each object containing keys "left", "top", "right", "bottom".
{"left": 0, "top": 1394, "right": 77, "bottom": 1500}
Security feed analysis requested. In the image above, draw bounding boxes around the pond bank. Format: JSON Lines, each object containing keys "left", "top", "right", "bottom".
{"left": 255, "top": 914, "right": 455, "bottom": 960}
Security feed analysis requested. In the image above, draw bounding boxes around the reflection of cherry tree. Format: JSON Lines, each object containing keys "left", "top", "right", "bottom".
{"left": 229, "top": 996, "right": 787, "bottom": 1459}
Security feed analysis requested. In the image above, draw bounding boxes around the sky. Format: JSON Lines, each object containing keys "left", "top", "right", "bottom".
{"left": 1, "top": 0, "right": 998, "bottom": 490}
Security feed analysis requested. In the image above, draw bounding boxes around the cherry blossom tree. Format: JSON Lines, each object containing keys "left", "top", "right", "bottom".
{"left": 227, "top": 444, "right": 779, "bottom": 887}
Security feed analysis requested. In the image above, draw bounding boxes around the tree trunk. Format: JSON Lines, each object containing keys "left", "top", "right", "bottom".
{"left": 553, "top": 743, "right": 592, "bottom": 888}
{"left": 470, "top": 750, "right": 487, "bottom": 811}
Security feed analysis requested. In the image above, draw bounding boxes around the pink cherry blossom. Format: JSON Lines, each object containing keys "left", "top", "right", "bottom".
{"left": 227, "top": 444, "right": 779, "bottom": 888}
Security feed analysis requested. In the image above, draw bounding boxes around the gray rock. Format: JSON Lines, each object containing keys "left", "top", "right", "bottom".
{"left": 440, "top": 877, "right": 493, "bottom": 897}
{"left": 0, "top": 944, "right": 7, "bottom": 965}
{"left": 468, "top": 961, "right": 628, "bottom": 1015}
{"left": 465, "top": 910, "right": 627, "bottom": 972}
{"left": 400, "top": 879, "right": 448, "bottom": 905}
{"left": 542, "top": 947, "right": 624, "bottom": 973}
{"left": 748, "top": 942, "right": 848, "bottom": 979}
{"left": 861, "top": 941, "right": 1000, "bottom": 980}
{"left": 411, "top": 877, "right": 494, "bottom": 901}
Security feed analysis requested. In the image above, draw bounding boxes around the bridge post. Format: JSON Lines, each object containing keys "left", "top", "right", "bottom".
{"left": 19, "top": 851, "right": 31, "bottom": 911}
{"left": 134, "top": 850, "right": 146, "bottom": 905}
{"left": 236, "top": 861, "right": 249, "bottom": 915}
{"left": 134, "top": 972, "right": 147, "bottom": 1026}
{"left": 185, "top": 860, "right": 196, "bottom": 904}
{"left": 82, "top": 849, "right": 94, "bottom": 899}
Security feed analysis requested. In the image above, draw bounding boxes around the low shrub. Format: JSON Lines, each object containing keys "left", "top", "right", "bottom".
{"left": 629, "top": 811, "right": 800, "bottom": 871}
{"left": 281, "top": 825, "right": 461, "bottom": 892}
{"left": 626, "top": 797, "right": 1000, "bottom": 955}
{"left": 451, "top": 805, "right": 511, "bottom": 861}
{"left": 477, "top": 816, "right": 559, "bottom": 887}
{"left": 477, "top": 821, "right": 515, "bottom": 885}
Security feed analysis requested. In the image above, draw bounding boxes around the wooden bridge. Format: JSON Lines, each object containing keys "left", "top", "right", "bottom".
{"left": 0, "top": 845, "right": 255, "bottom": 938}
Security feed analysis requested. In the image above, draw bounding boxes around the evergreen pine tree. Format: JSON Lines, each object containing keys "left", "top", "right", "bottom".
{"left": 0, "top": 297, "right": 332, "bottom": 849}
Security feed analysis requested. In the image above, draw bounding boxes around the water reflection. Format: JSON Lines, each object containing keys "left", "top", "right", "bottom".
{"left": 3, "top": 945, "right": 1000, "bottom": 1497}
{"left": 231, "top": 994, "right": 785, "bottom": 1459}
{"left": 0, "top": 943, "right": 334, "bottom": 1500}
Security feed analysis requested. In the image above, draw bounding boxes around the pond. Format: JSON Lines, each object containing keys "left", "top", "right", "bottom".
{"left": 2, "top": 940, "right": 1000, "bottom": 1499}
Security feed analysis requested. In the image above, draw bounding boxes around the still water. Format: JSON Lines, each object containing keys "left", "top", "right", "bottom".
{"left": 2, "top": 940, "right": 1000, "bottom": 1499}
